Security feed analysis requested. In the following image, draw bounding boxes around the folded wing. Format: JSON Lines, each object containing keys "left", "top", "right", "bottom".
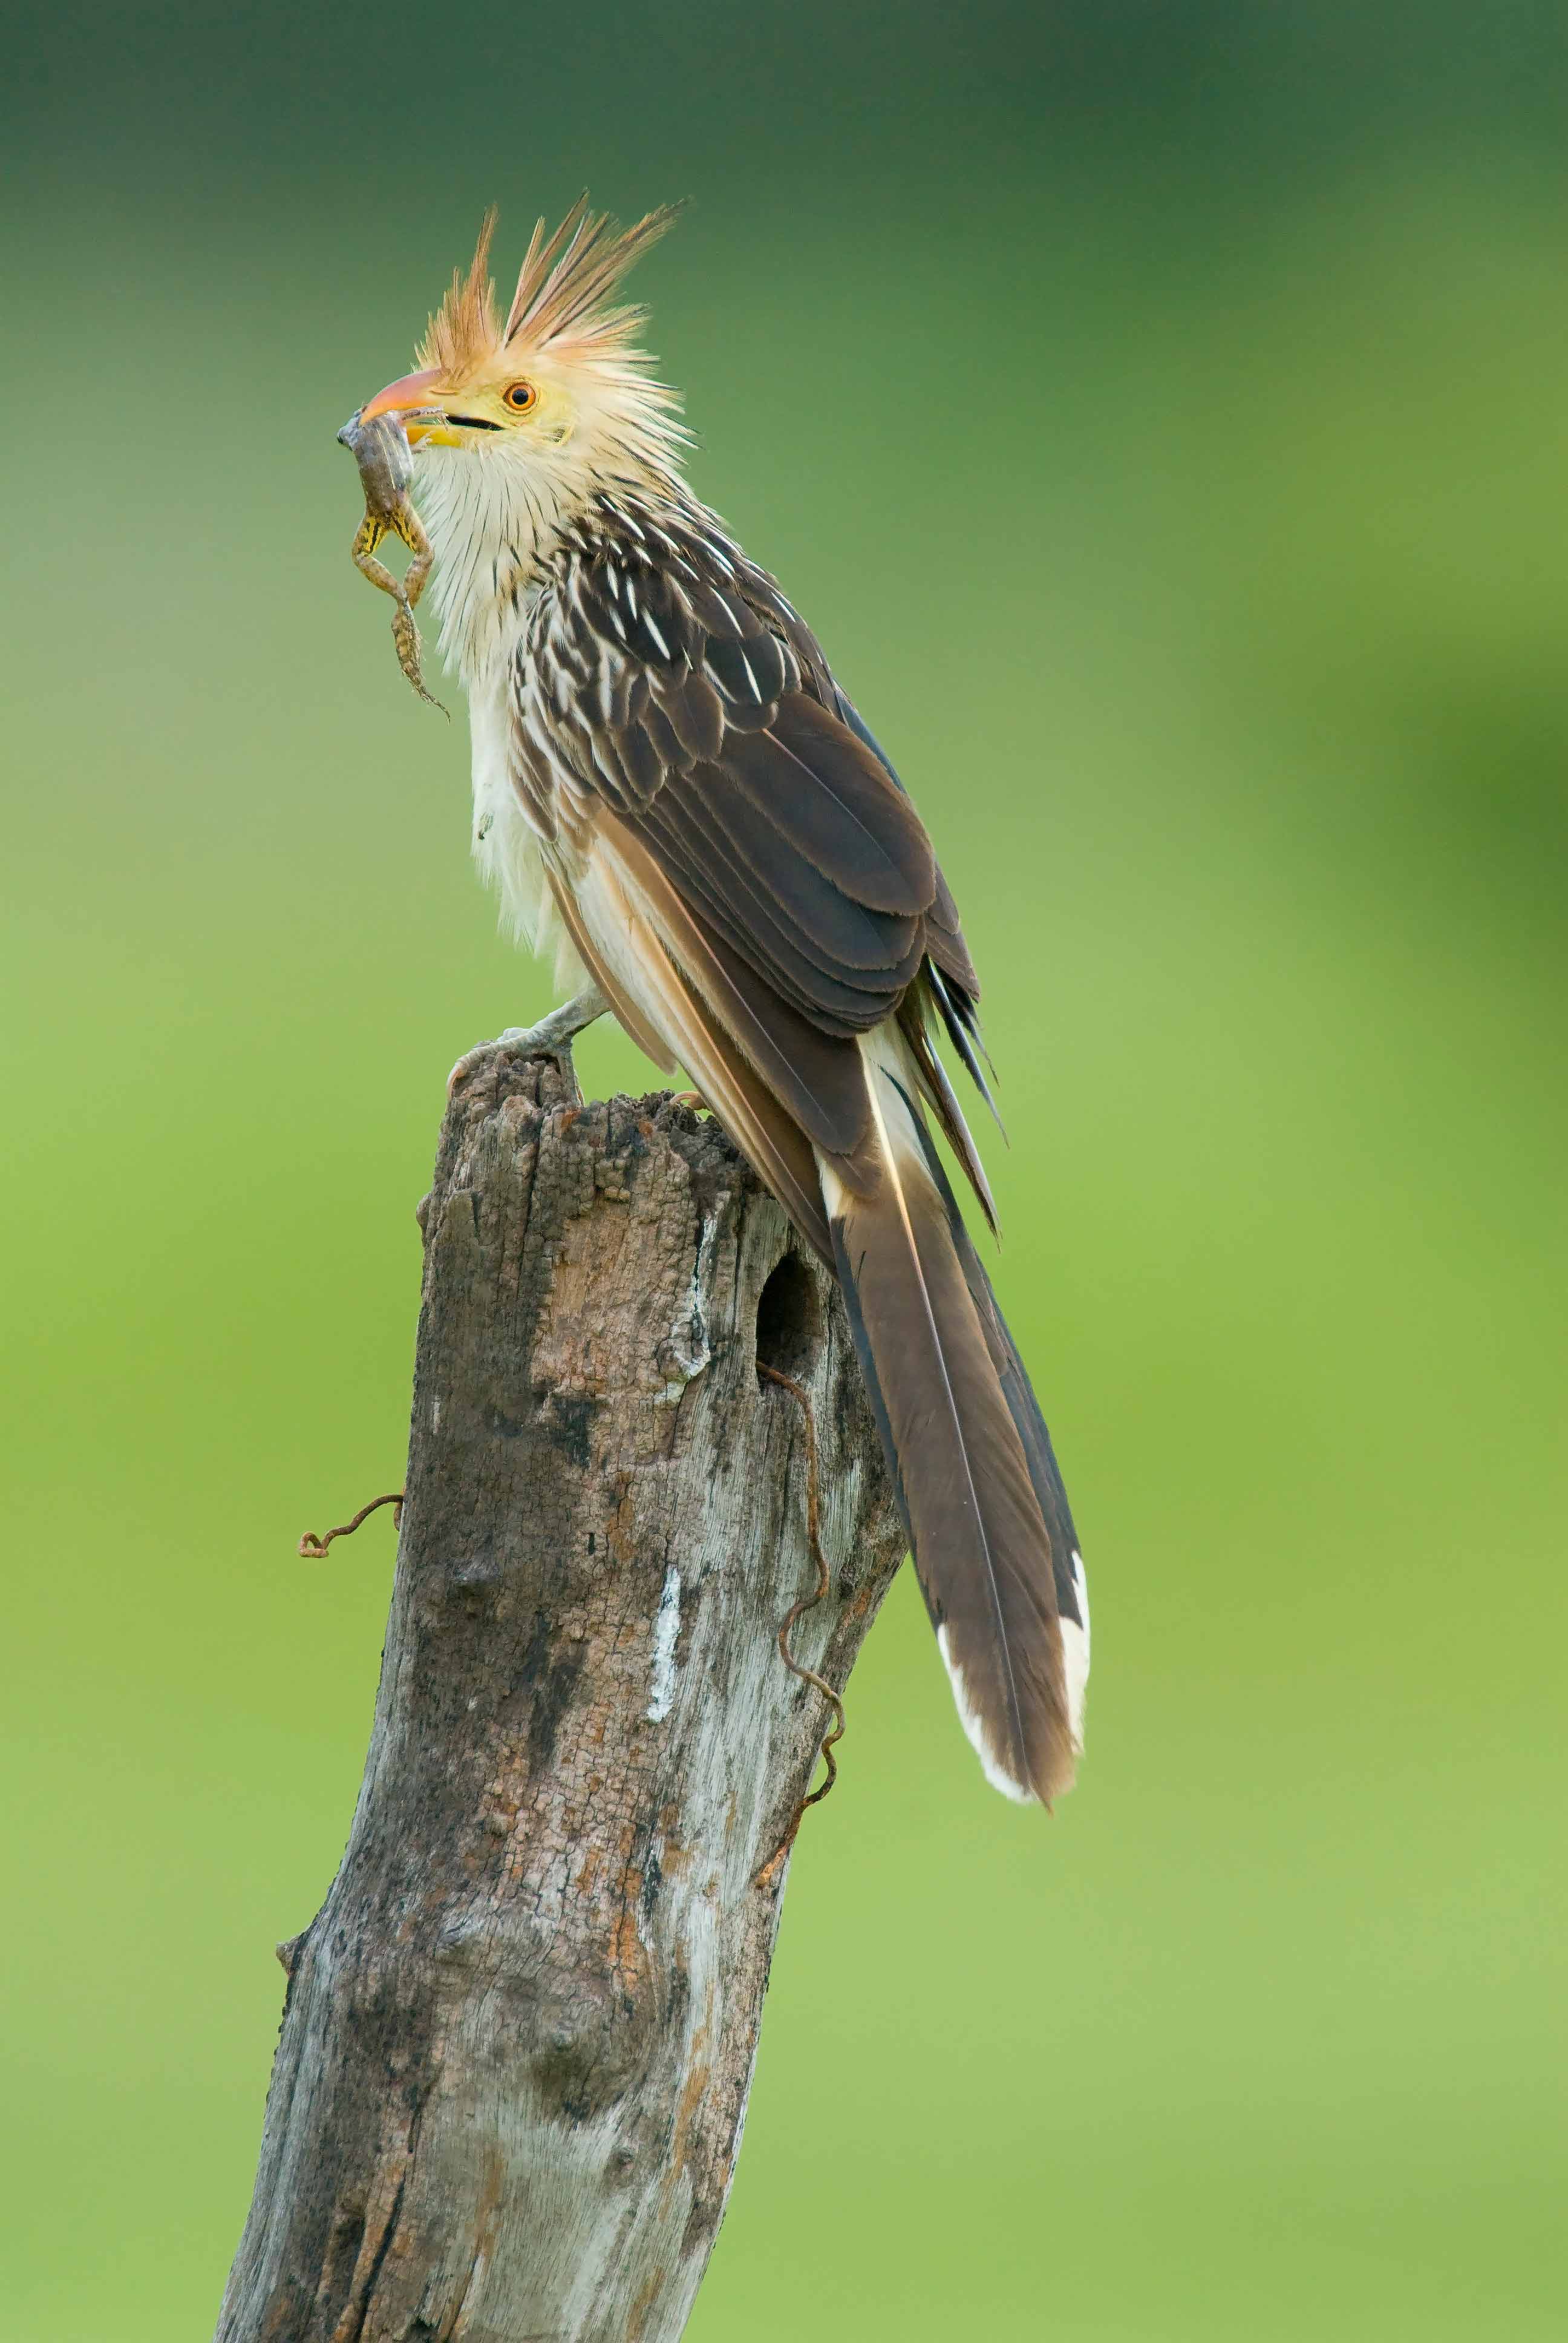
{"left": 506, "top": 491, "right": 1086, "bottom": 1797}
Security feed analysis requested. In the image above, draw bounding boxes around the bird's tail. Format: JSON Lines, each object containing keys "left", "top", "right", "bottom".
{"left": 817, "top": 1027, "right": 1088, "bottom": 1804}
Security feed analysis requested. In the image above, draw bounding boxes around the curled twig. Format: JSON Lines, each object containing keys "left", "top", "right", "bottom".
{"left": 298, "top": 1490, "right": 404, "bottom": 1560}
{"left": 754, "top": 1363, "right": 845, "bottom": 1887}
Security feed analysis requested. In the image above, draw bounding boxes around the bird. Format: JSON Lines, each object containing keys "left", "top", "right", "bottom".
{"left": 350, "top": 198, "right": 1089, "bottom": 1804}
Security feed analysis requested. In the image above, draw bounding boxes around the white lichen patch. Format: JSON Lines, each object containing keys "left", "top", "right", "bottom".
{"left": 645, "top": 1565, "right": 682, "bottom": 1722}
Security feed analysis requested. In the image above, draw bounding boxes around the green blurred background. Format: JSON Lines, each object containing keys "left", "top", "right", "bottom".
{"left": 3, "top": 3, "right": 1563, "bottom": 2335}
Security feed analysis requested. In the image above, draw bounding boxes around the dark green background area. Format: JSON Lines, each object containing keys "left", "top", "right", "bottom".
{"left": 2, "top": 4, "right": 1563, "bottom": 2335}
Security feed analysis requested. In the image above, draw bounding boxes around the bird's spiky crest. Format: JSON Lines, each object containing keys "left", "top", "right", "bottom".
{"left": 410, "top": 196, "right": 691, "bottom": 675}
{"left": 417, "top": 197, "right": 683, "bottom": 382}
{"left": 504, "top": 195, "right": 682, "bottom": 352}
{"left": 418, "top": 207, "right": 501, "bottom": 378}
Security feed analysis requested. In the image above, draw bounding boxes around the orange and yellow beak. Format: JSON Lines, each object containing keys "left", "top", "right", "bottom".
{"left": 358, "top": 367, "right": 463, "bottom": 447}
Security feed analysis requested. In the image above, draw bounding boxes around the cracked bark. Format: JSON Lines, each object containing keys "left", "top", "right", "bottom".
{"left": 214, "top": 1041, "right": 904, "bottom": 2343}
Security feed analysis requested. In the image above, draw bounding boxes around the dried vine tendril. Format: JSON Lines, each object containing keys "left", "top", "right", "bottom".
{"left": 298, "top": 1490, "right": 404, "bottom": 1560}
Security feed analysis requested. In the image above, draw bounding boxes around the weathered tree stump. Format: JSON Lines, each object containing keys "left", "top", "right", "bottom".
{"left": 215, "top": 1042, "right": 904, "bottom": 2342}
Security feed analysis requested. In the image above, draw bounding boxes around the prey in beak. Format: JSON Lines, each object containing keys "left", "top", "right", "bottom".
{"left": 337, "top": 405, "right": 446, "bottom": 713}
{"left": 354, "top": 367, "right": 471, "bottom": 445}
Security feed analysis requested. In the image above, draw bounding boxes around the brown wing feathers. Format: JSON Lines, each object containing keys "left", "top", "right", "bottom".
{"left": 512, "top": 491, "right": 1084, "bottom": 1799}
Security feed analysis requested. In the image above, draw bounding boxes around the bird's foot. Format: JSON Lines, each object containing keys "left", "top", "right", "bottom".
{"left": 446, "top": 987, "right": 610, "bottom": 1101}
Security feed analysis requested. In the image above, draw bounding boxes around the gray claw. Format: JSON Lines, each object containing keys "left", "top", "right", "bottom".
{"left": 447, "top": 988, "right": 610, "bottom": 1099}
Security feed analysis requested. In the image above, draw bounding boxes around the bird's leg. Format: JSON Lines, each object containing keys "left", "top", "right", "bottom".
{"left": 447, "top": 987, "right": 612, "bottom": 1104}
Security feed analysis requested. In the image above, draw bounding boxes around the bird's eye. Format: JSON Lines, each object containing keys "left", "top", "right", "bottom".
{"left": 503, "top": 381, "right": 538, "bottom": 413}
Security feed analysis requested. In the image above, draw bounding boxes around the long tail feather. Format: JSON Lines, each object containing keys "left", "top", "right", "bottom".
{"left": 927, "top": 963, "right": 1003, "bottom": 1130}
{"left": 900, "top": 992, "right": 999, "bottom": 1237}
{"left": 818, "top": 1027, "right": 1082, "bottom": 1803}
{"left": 897, "top": 1099, "right": 1090, "bottom": 1753}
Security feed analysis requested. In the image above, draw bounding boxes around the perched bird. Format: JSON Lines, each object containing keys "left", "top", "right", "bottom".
{"left": 352, "top": 200, "right": 1089, "bottom": 1803}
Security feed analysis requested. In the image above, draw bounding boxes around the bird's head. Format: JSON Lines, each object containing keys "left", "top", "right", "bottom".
{"left": 358, "top": 198, "right": 687, "bottom": 511}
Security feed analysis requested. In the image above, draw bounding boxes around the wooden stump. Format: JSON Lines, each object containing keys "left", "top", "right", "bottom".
{"left": 214, "top": 1042, "right": 904, "bottom": 2342}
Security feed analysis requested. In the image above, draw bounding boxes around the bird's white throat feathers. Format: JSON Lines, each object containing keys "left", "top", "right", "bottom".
{"left": 411, "top": 443, "right": 604, "bottom": 985}
{"left": 412, "top": 442, "right": 561, "bottom": 685}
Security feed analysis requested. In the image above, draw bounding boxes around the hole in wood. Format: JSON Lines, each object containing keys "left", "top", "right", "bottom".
{"left": 754, "top": 1251, "right": 823, "bottom": 1384}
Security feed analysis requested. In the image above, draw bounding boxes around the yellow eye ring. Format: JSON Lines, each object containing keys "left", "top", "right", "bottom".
{"left": 503, "top": 381, "right": 538, "bottom": 413}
